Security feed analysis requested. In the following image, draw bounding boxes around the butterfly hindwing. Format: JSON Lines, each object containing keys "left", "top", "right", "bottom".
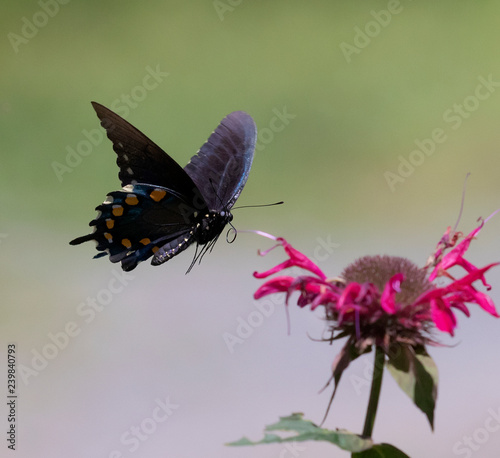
{"left": 70, "top": 184, "right": 203, "bottom": 271}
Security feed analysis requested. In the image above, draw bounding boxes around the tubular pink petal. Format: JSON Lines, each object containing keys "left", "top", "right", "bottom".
{"left": 430, "top": 298, "right": 457, "bottom": 335}
{"left": 253, "top": 260, "right": 292, "bottom": 278}
{"left": 337, "top": 282, "right": 362, "bottom": 311}
{"left": 446, "top": 263, "right": 499, "bottom": 292}
{"left": 455, "top": 258, "right": 493, "bottom": 289}
{"left": 470, "top": 290, "right": 499, "bottom": 317}
{"left": 253, "top": 238, "right": 327, "bottom": 280}
{"left": 380, "top": 273, "right": 403, "bottom": 314}
{"left": 419, "top": 263, "right": 500, "bottom": 304}
{"left": 279, "top": 238, "right": 327, "bottom": 280}
{"left": 429, "top": 222, "right": 484, "bottom": 281}
{"left": 253, "top": 276, "right": 294, "bottom": 299}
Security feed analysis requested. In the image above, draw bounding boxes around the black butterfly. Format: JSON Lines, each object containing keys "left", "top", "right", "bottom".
{"left": 70, "top": 102, "right": 256, "bottom": 272}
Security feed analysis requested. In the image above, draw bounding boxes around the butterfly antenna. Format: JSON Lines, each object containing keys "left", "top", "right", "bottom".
{"left": 232, "top": 201, "right": 284, "bottom": 210}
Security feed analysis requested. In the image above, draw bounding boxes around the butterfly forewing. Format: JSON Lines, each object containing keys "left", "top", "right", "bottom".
{"left": 92, "top": 102, "right": 202, "bottom": 203}
{"left": 184, "top": 111, "right": 256, "bottom": 211}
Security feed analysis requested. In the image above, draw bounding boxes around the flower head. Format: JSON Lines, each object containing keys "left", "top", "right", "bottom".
{"left": 253, "top": 218, "right": 499, "bottom": 347}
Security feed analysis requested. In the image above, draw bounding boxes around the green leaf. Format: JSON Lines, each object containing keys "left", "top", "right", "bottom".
{"left": 227, "top": 413, "right": 374, "bottom": 452}
{"left": 386, "top": 344, "right": 438, "bottom": 429}
{"left": 352, "top": 443, "right": 411, "bottom": 457}
{"left": 320, "top": 337, "right": 373, "bottom": 423}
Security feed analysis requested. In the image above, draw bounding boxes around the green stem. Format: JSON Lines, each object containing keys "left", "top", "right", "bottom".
{"left": 362, "top": 345, "right": 385, "bottom": 438}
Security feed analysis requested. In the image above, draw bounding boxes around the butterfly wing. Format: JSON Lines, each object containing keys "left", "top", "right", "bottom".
{"left": 70, "top": 184, "right": 201, "bottom": 271}
{"left": 184, "top": 111, "right": 256, "bottom": 211}
{"left": 91, "top": 102, "right": 202, "bottom": 205}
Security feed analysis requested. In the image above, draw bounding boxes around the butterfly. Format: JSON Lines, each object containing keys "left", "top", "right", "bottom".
{"left": 70, "top": 102, "right": 257, "bottom": 272}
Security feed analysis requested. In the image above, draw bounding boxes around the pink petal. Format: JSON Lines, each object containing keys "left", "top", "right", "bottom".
{"left": 380, "top": 273, "right": 403, "bottom": 314}
{"left": 253, "top": 276, "right": 294, "bottom": 299}
{"left": 445, "top": 294, "right": 471, "bottom": 316}
{"left": 253, "top": 238, "right": 327, "bottom": 280}
{"left": 430, "top": 297, "right": 457, "bottom": 335}
{"left": 429, "top": 223, "right": 483, "bottom": 281}
{"left": 445, "top": 263, "right": 499, "bottom": 293}
{"left": 337, "top": 282, "right": 362, "bottom": 311}
{"left": 280, "top": 238, "right": 327, "bottom": 280}
{"left": 253, "top": 260, "right": 293, "bottom": 279}
{"left": 471, "top": 290, "right": 499, "bottom": 317}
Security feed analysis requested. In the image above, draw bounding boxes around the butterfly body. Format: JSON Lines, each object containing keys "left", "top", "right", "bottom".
{"left": 70, "top": 103, "right": 256, "bottom": 271}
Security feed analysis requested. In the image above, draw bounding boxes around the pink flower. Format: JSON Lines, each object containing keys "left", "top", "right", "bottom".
{"left": 254, "top": 276, "right": 294, "bottom": 299}
{"left": 428, "top": 222, "right": 491, "bottom": 287}
{"left": 253, "top": 218, "right": 499, "bottom": 344}
{"left": 416, "top": 262, "right": 500, "bottom": 335}
{"left": 380, "top": 273, "right": 403, "bottom": 314}
{"left": 253, "top": 237, "right": 326, "bottom": 280}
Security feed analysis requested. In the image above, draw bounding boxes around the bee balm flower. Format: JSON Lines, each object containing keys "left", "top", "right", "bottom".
{"left": 254, "top": 219, "right": 499, "bottom": 346}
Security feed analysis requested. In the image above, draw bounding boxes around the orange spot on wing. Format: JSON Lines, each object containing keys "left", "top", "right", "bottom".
{"left": 150, "top": 189, "right": 167, "bottom": 202}
{"left": 152, "top": 246, "right": 159, "bottom": 253}
{"left": 125, "top": 194, "right": 139, "bottom": 206}
{"left": 112, "top": 205, "right": 124, "bottom": 217}
{"left": 106, "top": 219, "right": 114, "bottom": 229}
{"left": 140, "top": 238, "right": 151, "bottom": 245}
{"left": 121, "top": 239, "right": 132, "bottom": 248}
{"left": 104, "top": 233, "right": 113, "bottom": 241}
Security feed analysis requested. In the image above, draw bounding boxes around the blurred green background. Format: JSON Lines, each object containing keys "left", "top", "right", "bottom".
{"left": 2, "top": 1, "right": 500, "bottom": 457}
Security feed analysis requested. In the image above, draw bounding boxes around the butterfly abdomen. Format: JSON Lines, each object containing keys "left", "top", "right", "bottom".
{"left": 150, "top": 233, "right": 195, "bottom": 266}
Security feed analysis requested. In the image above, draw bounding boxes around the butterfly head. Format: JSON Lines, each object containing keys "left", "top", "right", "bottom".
{"left": 194, "top": 210, "right": 233, "bottom": 245}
